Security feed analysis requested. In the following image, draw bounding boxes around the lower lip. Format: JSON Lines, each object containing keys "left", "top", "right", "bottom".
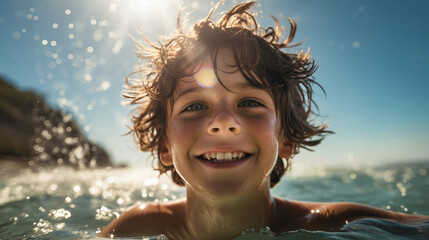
{"left": 198, "top": 155, "right": 251, "bottom": 169}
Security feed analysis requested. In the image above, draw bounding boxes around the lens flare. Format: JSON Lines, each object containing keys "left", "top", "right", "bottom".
{"left": 195, "top": 66, "right": 217, "bottom": 88}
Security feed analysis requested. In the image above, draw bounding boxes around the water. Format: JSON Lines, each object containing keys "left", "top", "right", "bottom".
{"left": 1, "top": 162, "right": 428, "bottom": 239}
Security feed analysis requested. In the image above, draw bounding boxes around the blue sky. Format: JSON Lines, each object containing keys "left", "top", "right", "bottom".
{"left": 1, "top": 0, "right": 428, "bottom": 167}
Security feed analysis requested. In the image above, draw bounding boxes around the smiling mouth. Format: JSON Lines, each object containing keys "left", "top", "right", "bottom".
{"left": 196, "top": 152, "right": 252, "bottom": 163}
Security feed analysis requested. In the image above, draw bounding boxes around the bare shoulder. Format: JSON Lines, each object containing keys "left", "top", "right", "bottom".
{"left": 273, "top": 197, "right": 427, "bottom": 232}
{"left": 98, "top": 199, "right": 186, "bottom": 238}
{"left": 315, "top": 202, "right": 427, "bottom": 222}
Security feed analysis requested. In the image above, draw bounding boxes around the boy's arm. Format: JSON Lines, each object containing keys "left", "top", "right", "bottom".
{"left": 98, "top": 203, "right": 166, "bottom": 238}
{"left": 307, "top": 202, "right": 428, "bottom": 230}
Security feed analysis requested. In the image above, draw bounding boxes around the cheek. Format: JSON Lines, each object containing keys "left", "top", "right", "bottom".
{"left": 170, "top": 118, "right": 202, "bottom": 142}
{"left": 244, "top": 113, "right": 279, "bottom": 170}
{"left": 168, "top": 117, "right": 206, "bottom": 159}
{"left": 244, "top": 113, "right": 277, "bottom": 138}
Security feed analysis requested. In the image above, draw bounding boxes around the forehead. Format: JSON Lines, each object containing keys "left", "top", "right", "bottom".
{"left": 176, "top": 49, "right": 264, "bottom": 93}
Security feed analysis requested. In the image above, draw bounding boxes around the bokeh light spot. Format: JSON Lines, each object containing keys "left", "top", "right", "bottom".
{"left": 195, "top": 66, "right": 216, "bottom": 88}
{"left": 110, "top": 3, "right": 118, "bottom": 12}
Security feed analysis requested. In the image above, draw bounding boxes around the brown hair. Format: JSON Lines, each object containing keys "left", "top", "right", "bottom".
{"left": 123, "top": 1, "right": 332, "bottom": 188}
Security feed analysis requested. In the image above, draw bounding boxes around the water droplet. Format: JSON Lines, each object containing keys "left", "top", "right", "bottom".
{"left": 144, "top": 178, "right": 159, "bottom": 186}
{"left": 99, "top": 20, "right": 108, "bottom": 27}
{"left": 42, "top": 40, "right": 48, "bottom": 45}
{"left": 48, "top": 62, "right": 56, "bottom": 69}
{"left": 157, "top": 234, "right": 168, "bottom": 240}
{"left": 49, "top": 208, "right": 71, "bottom": 220}
{"left": 49, "top": 184, "right": 57, "bottom": 191}
{"left": 56, "top": 223, "right": 65, "bottom": 229}
{"left": 52, "top": 23, "right": 58, "bottom": 29}
{"left": 12, "top": 31, "right": 21, "bottom": 39}
{"left": 33, "top": 15, "right": 39, "bottom": 21}
{"left": 110, "top": 3, "right": 117, "bottom": 12}
{"left": 65, "top": 9, "right": 71, "bottom": 15}
{"left": 260, "top": 226, "right": 273, "bottom": 235}
{"left": 112, "top": 40, "right": 123, "bottom": 53}
{"left": 90, "top": 19, "right": 97, "bottom": 25}
{"left": 108, "top": 32, "right": 117, "bottom": 39}
{"left": 73, "top": 185, "right": 80, "bottom": 193}
{"left": 50, "top": 41, "right": 57, "bottom": 46}
{"left": 97, "top": 81, "right": 111, "bottom": 91}
{"left": 69, "top": 34, "right": 74, "bottom": 39}
{"left": 84, "top": 74, "right": 92, "bottom": 82}
{"left": 87, "top": 46, "right": 94, "bottom": 53}
{"left": 95, "top": 206, "right": 115, "bottom": 220}
{"left": 108, "top": 177, "right": 115, "bottom": 184}
{"left": 93, "top": 29, "right": 103, "bottom": 41}
{"left": 242, "top": 228, "right": 255, "bottom": 235}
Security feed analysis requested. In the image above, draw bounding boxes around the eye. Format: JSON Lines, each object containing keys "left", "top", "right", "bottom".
{"left": 182, "top": 103, "right": 208, "bottom": 112}
{"left": 238, "top": 99, "right": 264, "bottom": 108}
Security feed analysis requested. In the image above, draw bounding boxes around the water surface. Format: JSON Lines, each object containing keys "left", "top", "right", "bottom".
{"left": 1, "top": 162, "right": 428, "bottom": 239}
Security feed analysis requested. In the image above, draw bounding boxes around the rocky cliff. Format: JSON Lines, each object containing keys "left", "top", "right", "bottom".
{"left": 0, "top": 76, "right": 112, "bottom": 169}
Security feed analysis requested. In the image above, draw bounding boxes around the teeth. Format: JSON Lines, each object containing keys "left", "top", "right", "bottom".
{"left": 201, "top": 152, "right": 248, "bottom": 162}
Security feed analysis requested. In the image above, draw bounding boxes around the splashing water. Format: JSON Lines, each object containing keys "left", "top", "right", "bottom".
{"left": 1, "top": 162, "right": 429, "bottom": 239}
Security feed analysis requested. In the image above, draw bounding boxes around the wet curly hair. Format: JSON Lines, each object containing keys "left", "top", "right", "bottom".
{"left": 123, "top": 1, "right": 332, "bottom": 188}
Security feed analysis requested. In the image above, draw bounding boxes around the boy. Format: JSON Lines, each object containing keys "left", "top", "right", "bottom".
{"left": 100, "top": 1, "right": 426, "bottom": 239}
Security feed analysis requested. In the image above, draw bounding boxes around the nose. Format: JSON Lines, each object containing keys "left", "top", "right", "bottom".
{"left": 207, "top": 112, "right": 241, "bottom": 135}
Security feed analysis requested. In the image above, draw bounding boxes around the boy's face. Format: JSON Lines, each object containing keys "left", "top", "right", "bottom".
{"left": 163, "top": 51, "right": 290, "bottom": 196}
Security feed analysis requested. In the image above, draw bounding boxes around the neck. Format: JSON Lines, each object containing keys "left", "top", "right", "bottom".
{"left": 184, "top": 179, "right": 275, "bottom": 239}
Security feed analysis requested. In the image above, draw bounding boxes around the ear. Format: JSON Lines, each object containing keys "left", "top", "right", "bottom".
{"left": 159, "top": 141, "right": 173, "bottom": 166}
{"left": 278, "top": 136, "right": 294, "bottom": 159}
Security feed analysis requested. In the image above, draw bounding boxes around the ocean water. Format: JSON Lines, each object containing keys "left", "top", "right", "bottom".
{"left": 1, "top": 161, "right": 429, "bottom": 240}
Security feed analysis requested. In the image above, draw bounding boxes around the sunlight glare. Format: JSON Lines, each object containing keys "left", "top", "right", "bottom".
{"left": 110, "top": 0, "right": 179, "bottom": 34}
{"left": 195, "top": 65, "right": 217, "bottom": 88}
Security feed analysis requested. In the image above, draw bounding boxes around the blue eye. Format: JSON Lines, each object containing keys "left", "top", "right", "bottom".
{"left": 238, "top": 99, "right": 264, "bottom": 108}
{"left": 183, "top": 103, "right": 207, "bottom": 112}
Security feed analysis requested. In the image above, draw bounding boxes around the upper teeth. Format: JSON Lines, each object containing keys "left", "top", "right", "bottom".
{"left": 203, "top": 152, "right": 245, "bottom": 161}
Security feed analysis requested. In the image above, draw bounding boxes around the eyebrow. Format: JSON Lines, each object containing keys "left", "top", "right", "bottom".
{"left": 175, "top": 82, "right": 262, "bottom": 101}
{"left": 175, "top": 87, "right": 202, "bottom": 101}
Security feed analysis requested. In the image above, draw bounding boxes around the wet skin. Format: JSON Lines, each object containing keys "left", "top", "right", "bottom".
{"left": 99, "top": 53, "right": 428, "bottom": 239}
